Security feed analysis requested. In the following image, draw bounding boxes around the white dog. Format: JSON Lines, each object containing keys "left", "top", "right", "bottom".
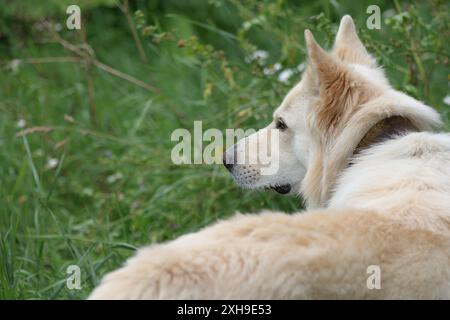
{"left": 89, "top": 16, "right": 450, "bottom": 299}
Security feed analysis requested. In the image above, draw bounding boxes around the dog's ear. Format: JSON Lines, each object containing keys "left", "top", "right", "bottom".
{"left": 305, "top": 29, "right": 344, "bottom": 87}
{"left": 333, "top": 15, "right": 376, "bottom": 67}
{"left": 305, "top": 29, "right": 358, "bottom": 132}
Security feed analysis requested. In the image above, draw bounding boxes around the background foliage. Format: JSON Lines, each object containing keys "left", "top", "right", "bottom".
{"left": 0, "top": 0, "right": 448, "bottom": 299}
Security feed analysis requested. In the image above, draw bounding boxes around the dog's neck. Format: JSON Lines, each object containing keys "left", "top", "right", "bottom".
{"left": 353, "top": 116, "right": 419, "bottom": 156}
{"left": 302, "top": 89, "right": 442, "bottom": 209}
{"left": 302, "top": 116, "right": 420, "bottom": 209}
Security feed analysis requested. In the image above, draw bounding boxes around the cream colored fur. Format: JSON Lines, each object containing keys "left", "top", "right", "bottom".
{"left": 89, "top": 16, "right": 450, "bottom": 299}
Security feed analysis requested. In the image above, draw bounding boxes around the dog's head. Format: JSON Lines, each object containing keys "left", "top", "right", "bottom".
{"left": 223, "top": 16, "right": 441, "bottom": 207}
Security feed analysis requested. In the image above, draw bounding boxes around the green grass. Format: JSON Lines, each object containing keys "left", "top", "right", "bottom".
{"left": 0, "top": 0, "right": 448, "bottom": 299}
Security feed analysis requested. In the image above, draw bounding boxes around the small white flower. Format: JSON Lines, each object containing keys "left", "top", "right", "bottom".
{"left": 382, "top": 9, "right": 396, "bottom": 19}
{"left": 297, "top": 62, "right": 306, "bottom": 72}
{"left": 35, "top": 149, "right": 44, "bottom": 157}
{"left": 16, "top": 119, "right": 26, "bottom": 128}
{"left": 107, "top": 172, "right": 123, "bottom": 184}
{"left": 46, "top": 158, "right": 59, "bottom": 169}
{"left": 245, "top": 50, "right": 269, "bottom": 64}
{"left": 82, "top": 188, "right": 93, "bottom": 196}
{"left": 9, "top": 59, "right": 20, "bottom": 73}
{"left": 443, "top": 95, "right": 450, "bottom": 106}
{"left": 263, "top": 62, "right": 282, "bottom": 75}
{"left": 278, "top": 69, "right": 295, "bottom": 83}
{"left": 54, "top": 23, "right": 62, "bottom": 32}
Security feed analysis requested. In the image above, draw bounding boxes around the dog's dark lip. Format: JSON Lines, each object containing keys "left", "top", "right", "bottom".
{"left": 269, "top": 185, "right": 291, "bottom": 194}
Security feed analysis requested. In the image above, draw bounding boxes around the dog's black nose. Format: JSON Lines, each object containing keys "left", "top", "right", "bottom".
{"left": 223, "top": 152, "right": 234, "bottom": 172}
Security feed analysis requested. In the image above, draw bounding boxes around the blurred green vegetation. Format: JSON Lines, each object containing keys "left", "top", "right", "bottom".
{"left": 0, "top": 0, "right": 448, "bottom": 299}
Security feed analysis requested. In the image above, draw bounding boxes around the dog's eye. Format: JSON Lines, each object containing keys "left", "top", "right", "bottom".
{"left": 276, "top": 118, "right": 287, "bottom": 131}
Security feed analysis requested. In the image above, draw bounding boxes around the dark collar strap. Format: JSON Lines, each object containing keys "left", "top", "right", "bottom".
{"left": 354, "top": 116, "right": 419, "bottom": 155}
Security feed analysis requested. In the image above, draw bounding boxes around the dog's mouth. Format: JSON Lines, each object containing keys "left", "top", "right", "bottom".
{"left": 268, "top": 184, "right": 291, "bottom": 194}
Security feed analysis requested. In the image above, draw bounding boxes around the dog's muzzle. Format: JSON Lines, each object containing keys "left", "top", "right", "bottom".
{"left": 222, "top": 146, "right": 291, "bottom": 195}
